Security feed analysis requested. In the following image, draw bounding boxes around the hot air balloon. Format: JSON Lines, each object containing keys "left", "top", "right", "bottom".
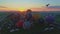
{"left": 46, "top": 4, "right": 50, "bottom": 7}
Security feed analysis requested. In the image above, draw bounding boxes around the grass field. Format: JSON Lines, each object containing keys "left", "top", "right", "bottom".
{"left": 0, "top": 12, "right": 60, "bottom": 34}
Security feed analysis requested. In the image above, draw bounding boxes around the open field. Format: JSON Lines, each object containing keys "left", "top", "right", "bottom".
{"left": 0, "top": 11, "right": 60, "bottom": 34}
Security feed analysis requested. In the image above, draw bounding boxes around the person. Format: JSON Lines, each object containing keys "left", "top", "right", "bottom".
{"left": 16, "top": 20, "right": 24, "bottom": 28}
{"left": 25, "top": 9, "right": 32, "bottom": 21}
{"left": 9, "top": 14, "right": 24, "bottom": 32}
{"left": 24, "top": 9, "right": 34, "bottom": 30}
{"left": 9, "top": 19, "right": 24, "bottom": 32}
{"left": 23, "top": 19, "right": 31, "bottom": 30}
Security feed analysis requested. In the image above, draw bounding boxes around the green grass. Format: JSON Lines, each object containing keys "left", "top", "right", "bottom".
{"left": 1, "top": 18, "right": 60, "bottom": 34}
{"left": 0, "top": 12, "right": 60, "bottom": 34}
{"left": 1, "top": 21, "right": 60, "bottom": 34}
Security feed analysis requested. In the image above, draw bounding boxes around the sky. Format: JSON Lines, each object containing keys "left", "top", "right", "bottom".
{"left": 0, "top": 0, "right": 60, "bottom": 11}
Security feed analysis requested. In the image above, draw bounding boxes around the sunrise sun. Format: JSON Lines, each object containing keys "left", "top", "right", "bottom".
{"left": 18, "top": 7, "right": 26, "bottom": 12}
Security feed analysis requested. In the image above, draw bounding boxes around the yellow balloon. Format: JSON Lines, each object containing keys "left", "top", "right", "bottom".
{"left": 33, "top": 14, "right": 41, "bottom": 20}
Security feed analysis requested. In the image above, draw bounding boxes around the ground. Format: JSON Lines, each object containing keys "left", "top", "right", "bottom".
{"left": 1, "top": 18, "right": 60, "bottom": 34}
{"left": 0, "top": 12, "right": 60, "bottom": 34}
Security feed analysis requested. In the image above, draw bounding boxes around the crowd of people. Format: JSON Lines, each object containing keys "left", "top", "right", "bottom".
{"left": 9, "top": 9, "right": 33, "bottom": 32}
{"left": 0, "top": 9, "right": 55, "bottom": 33}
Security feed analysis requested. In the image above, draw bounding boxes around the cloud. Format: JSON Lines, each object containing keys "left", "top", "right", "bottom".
{"left": 48, "top": 6, "right": 60, "bottom": 8}
{"left": 0, "top": 6, "right": 7, "bottom": 8}
{"left": 31, "top": 6, "right": 60, "bottom": 11}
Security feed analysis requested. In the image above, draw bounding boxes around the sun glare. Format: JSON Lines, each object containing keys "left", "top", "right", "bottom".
{"left": 18, "top": 8, "right": 26, "bottom": 12}
{"left": 20, "top": 8, "right": 25, "bottom": 11}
